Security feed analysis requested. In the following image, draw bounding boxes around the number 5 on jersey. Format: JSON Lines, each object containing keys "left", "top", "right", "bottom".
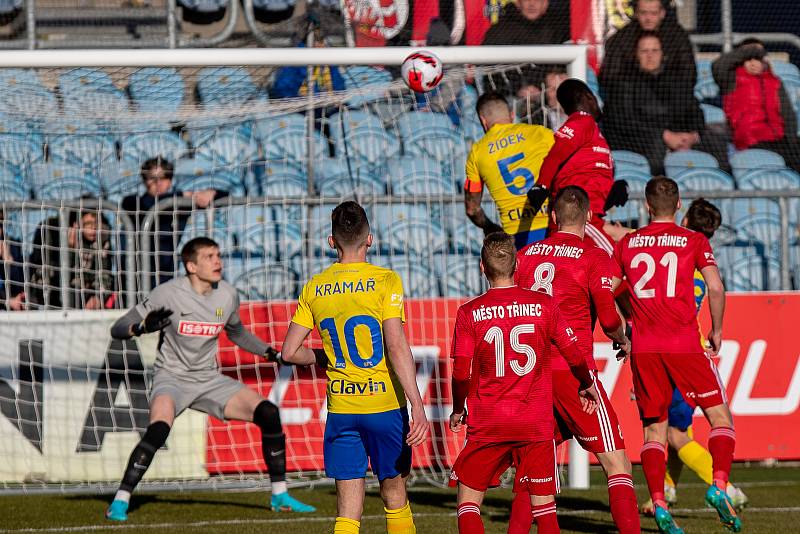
{"left": 484, "top": 325, "right": 537, "bottom": 378}
{"left": 497, "top": 152, "right": 535, "bottom": 195}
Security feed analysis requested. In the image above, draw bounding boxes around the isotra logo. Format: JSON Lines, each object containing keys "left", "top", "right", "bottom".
{"left": 177, "top": 321, "right": 224, "bottom": 337}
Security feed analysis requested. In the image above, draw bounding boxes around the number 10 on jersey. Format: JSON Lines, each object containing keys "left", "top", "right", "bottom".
{"left": 320, "top": 315, "right": 384, "bottom": 369}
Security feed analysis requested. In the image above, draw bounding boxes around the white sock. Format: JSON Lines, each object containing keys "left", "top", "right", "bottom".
{"left": 272, "top": 481, "right": 287, "bottom": 495}
{"left": 114, "top": 490, "right": 131, "bottom": 504}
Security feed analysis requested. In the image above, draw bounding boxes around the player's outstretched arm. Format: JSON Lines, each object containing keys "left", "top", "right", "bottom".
{"left": 700, "top": 265, "right": 726, "bottom": 354}
{"left": 280, "top": 322, "right": 319, "bottom": 366}
{"left": 110, "top": 307, "right": 172, "bottom": 339}
{"left": 383, "top": 317, "right": 429, "bottom": 447}
{"left": 464, "top": 190, "right": 502, "bottom": 235}
{"left": 224, "top": 309, "right": 283, "bottom": 362}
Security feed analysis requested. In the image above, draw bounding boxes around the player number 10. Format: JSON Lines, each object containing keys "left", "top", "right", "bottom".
{"left": 484, "top": 324, "right": 537, "bottom": 378}
{"left": 319, "top": 315, "right": 383, "bottom": 369}
{"left": 631, "top": 251, "right": 678, "bottom": 299}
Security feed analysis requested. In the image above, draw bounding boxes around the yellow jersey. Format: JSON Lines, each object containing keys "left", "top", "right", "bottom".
{"left": 465, "top": 123, "right": 555, "bottom": 235}
{"left": 292, "top": 262, "right": 406, "bottom": 414}
{"left": 694, "top": 269, "right": 708, "bottom": 347}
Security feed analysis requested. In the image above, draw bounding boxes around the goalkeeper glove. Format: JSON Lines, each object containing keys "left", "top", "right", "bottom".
{"left": 264, "top": 346, "right": 281, "bottom": 363}
{"left": 132, "top": 307, "right": 173, "bottom": 336}
{"left": 526, "top": 184, "right": 550, "bottom": 214}
{"left": 482, "top": 219, "right": 504, "bottom": 237}
{"left": 603, "top": 180, "right": 629, "bottom": 212}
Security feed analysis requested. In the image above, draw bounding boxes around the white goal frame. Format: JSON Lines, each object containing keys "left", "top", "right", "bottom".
{"left": 0, "top": 45, "right": 591, "bottom": 491}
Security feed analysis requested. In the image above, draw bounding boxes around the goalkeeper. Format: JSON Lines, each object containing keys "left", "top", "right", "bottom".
{"left": 104, "top": 237, "right": 314, "bottom": 521}
{"left": 464, "top": 91, "right": 555, "bottom": 250}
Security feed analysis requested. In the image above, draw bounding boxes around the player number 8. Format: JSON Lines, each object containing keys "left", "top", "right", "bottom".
{"left": 530, "top": 262, "right": 556, "bottom": 296}
{"left": 484, "top": 324, "right": 537, "bottom": 378}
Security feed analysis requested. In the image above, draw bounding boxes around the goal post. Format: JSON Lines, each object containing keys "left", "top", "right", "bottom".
{"left": 0, "top": 45, "right": 592, "bottom": 494}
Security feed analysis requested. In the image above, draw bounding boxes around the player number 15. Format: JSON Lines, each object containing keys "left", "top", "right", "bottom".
{"left": 484, "top": 324, "right": 537, "bottom": 378}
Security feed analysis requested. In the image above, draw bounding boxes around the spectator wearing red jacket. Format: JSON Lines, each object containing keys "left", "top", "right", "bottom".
{"left": 713, "top": 38, "right": 800, "bottom": 171}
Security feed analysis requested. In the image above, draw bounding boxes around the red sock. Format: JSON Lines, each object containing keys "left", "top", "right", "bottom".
{"left": 532, "top": 502, "right": 559, "bottom": 534}
{"left": 508, "top": 492, "right": 532, "bottom": 534}
{"left": 708, "top": 426, "right": 736, "bottom": 488}
{"left": 457, "top": 502, "right": 484, "bottom": 534}
{"left": 640, "top": 441, "right": 667, "bottom": 509}
{"left": 607, "top": 474, "right": 641, "bottom": 534}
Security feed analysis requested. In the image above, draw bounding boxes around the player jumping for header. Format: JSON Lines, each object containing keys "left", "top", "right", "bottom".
{"left": 464, "top": 91, "right": 555, "bottom": 250}
{"left": 527, "top": 79, "right": 630, "bottom": 253}
{"left": 449, "top": 231, "right": 600, "bottom": 534}
{"left": 280, "top": 201, "right": 429, "bottom": 534}
{"left": 105, "top": 237, "right": 314, "bottom": 521}
{"left": 515, "top": 186, "right": 640, "bottom": 534}
{"left": 613, "top": 177, "right": 740, "bottom": 533}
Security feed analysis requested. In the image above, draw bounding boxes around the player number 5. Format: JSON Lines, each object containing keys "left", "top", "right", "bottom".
{"left": 484, "top": 324, "right": 537, "bottom": 378}
{"left": 497, "top": 152, "right": 535, "bottom": 195}
{"left": 631, "top": 251, "right": 678, "bottom": 299}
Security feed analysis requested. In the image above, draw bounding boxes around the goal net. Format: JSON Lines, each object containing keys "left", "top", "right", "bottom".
{"left": 0, "top": 46, "right": 588, "bottom": 493}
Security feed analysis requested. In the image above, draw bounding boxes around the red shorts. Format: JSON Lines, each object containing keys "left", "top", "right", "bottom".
{"left": 552, "top": 370, "right": 625, "bottom": 453}
{"left": 632, "top": 352, "right": 726, "bottom": 422}
{"left": 450, "top": 440, "right": 558, "bottom": 496}
{"left": 584, "top": 220, "right": 615, "bottom": 257}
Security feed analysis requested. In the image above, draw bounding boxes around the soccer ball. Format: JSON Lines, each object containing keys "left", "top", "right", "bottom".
{"left": 401, "top": 51, "right": 443, "bottom": 93}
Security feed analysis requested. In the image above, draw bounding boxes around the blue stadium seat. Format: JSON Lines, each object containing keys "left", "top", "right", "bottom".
{"left": 435, "top": 253, "right": 485, "bottom": 297}
{"left": 48, "top": 133, "right": 116, "bottom": 171}
{"left": 178, "top": 209, "right": 232, "bottom": 252}
{"left": 342, "top": 66, "right": 393, "bottom": 107}
{"left": 374, "top": 203, "right": 447, "bottom": 256}
{"left": 0, "top": 133, "right": 44, "bottom": 169}
{"left": 730, "top": 148, "right": 786, "bottom": 179}
{"left": 237, "top": 218, "right": 303, "bottom": 260}
{"left": 771, "top": 60, "right": 800, "bottom": 81}
{"left": 700, "top": 103, "right": 726, "bottom": 125}
{"left": 3, "top": 207, "right": 57, "bottom": 256}
{"left": 317, "top": 162, "right": 386, "bottom": 198}
{"left": 395, "top": 111, "right": 456, "bottom": 140}
{"left": 37, "top": 179, "right": 99, "bottom": 201}
{"left": 388, "top": 156, "right": 454, "bottom": 196}
{"left": 253, "top": 113, "right": 327, "bottom": 165}
{"left": 128, "top": 67, "right": 185, "bottom": 114}
{"left": 694, "top": 79, "right": 720, "bottom": 101}
{"left": 100, "top": 160, "right": 143, "bottom": 201}
{"left": 59, "top": 67, "right": 116, "bottom": 93}
{"left": 31, "top": 162, "right": 101, "bottom": 199}
{"left": 384, "top": 256, "right": 439, "bottom": 298}
{"left": 664, "top": 150, "right": 719, "bottom": 177}
{"left": 225, "top": 257, "right": 299, "bottom": 301}
{"left": 0, "top": 71, "right": 58, "bottom": 124}
{"left": 736, "top": 167, "right": 800, "bottom": 190}
{"left": 672, "top": 167, "right": 734, "bottom": 192}
{"left": 0, "top": 179, "right": 28, "bottom": 201}
{"left": 196, "top": 67, "right": 264, "bottom": 107}
{"left": 174, "top": 158, "right": 243, "bottom": 195}
{"left": 613, "top": 150, "right": 651, "bottom": 173}
{"left": 194, "top": 130, "right": 259, "bottom": 183}
{"left": 696, "top": 59, "right": 713, "bottom": 84}
{"left": 442, "top": 201, "right": 484, "bottom": 255}
{"left": 308, "top": 203, "right": 340, "bottom": 256}
{"left": 254, "top": 162, "right": 308, "bottom": 198}
{"left": 329, "top": 110, "right": 399, "bottom": 168}
{"left": 716, "top": 245, "right": 781, "bottom": 291}
{"left": 120, "top": 131, "right": 188, "bottom": 165}
{"left": 460, "top": 118, "right": 485, "bottom": 147}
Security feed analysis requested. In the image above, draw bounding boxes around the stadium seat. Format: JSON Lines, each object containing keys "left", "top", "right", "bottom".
{"left": 771, "top": 60, "right": 800, "bottom": 81}
{"left": 342, "top": 66, "right": 393, "bottom": 107}
{"left": 700, "top": 103, "right": 726, "bottom": 125}
{"left": 100, "top": 160, "right": 143, "bottom": 201}
{"left": 254, "top": 162, "right": 308, "bottom": 198}
{"left": 435, "top": 253, "right": 485, "bottom": 297}
{"left": 736, "top": 167, "right": 800, "bottom": 190}
{"left": 128, "top": 67, "right": 185, "bottom": 114}
{"left": 253, "top": 113, "right": 327, "bottom": 166}
{"left": 672, "top": 167, "right": 734, "bottom": 192}
{"left": 612, "top": 150, "right": 651, "bottom": 173}
{"left": 308, "top": 203, "right": 340, "bottom": 256}
{"left": 175, "top": 158, "right": 244, "bottom": 195}
{"left": 59, "top": 67, "right": 116, "bottom": 94}
{"left": 196, "top": 66, "right": 264, "bottom": 108}
{"left": 30, "top": 162, "right": 101, "bottom": 199}
{"left": 460, "top": 118, "right": 485, "bottom": 147}
{"left": 237, "top": 218, "right": 303, "bottom": 260}
{"left": 664, "top": 150, "right": 719, "bottom": 177}
{"left": 716, "top": 245, "right": 781, "bottom": 291}
{"left": 693, "top": 79, "right": 720, "bottom": 102}
{"left": 0, "top": 133, "right": 44, "bottom": 169}
{"left": 0, "top": 71, "right": 58, "bottom": 124}
{"left": 194, "top": 130, "right": 259, "bottom": 183}
{"left": 696, "top": 59, "right": 713, "bottom": 84}
{"left": 388, "top": 156, "right": 454, "bottom": 196}
{"left": 120, "top": 131, "right": 189, "bottom": 165}
{"left": 317, "top": 162, "right": 387, "bottom": 198}
{"left": 0, "top": 179, "right": 28, "bottom": 202}
{"left": 374, "top": 203, "right": 448, "bottom": 256}
{"left": 47, "top": 132, "right": 117, "bottom": 176}
{"left": 329, "top": 110, "right": 399, "bottom": 169}
{"left": 178, "top": 209, "right": 232, "bottom": 252}
{"left": 384, "top": 256, "right": 439, "bottom": 298}
{"left": 226, "top": 257, "right": 299, "bottom": 301}
{"left": 730, "top": 148, "right": 786, "bottom": 179}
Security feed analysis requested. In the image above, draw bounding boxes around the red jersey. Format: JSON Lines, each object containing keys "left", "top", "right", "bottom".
{"left": 516, "top": 231, "right": 622, "bottom": 371}
{"left": 538, "top": 111, "right": 614, "bottom": 228}
{"left": 450, "top": 286, "right": 591, "bottom": 443}
{"left": 613, "top": 222, "right": 718, "bottom": 354}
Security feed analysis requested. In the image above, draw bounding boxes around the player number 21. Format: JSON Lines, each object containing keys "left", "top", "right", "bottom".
{"left": 631, "top": 251, "right": 678, "bottom": 299}
{"left": 484, "top": 324, "right": 537, "bottom": 378}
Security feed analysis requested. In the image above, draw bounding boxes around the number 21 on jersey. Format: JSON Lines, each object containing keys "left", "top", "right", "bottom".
{"left": 484, "top": 325, "right": 537, "bottom": 377}
{"left": 630, "top": 252, "right": 677, "bottom": 298}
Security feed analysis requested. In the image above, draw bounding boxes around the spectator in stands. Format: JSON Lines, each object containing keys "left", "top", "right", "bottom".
{"left": 122, "top": 157, "right": 227, "bottom": 286}
{"left": 28, "top": 205, "right": 114, "bottom": 310}
{"left": 270, "top": 27, "right": 345, "bottom": 100}
{"left": 0, "top": 208, "right": 25, "bottom": 310}
{"left": 602, "top": 32, "right": 730, "bottom": 175}
{"left": 599, "top": 0, "right": 695, "bottom": 99}
{"left": 482, "top": 0, "right": 570, "bottom": 97}
{"left": 516, "top": 67, "right": 569, "bottom": 129}
{"left": 713, "top": 38, "right": 800, "bottom": 172}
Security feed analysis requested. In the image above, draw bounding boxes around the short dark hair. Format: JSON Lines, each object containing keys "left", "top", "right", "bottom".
{"left": 685, "top": 198, "right": 721, "bottom": 239}
{"left": 181, "top": 236, "right": 219, "bottom": 268}
{"left": 141, "top": 156, "right": 174, "bottom": 182}
{"left": 556, "top": 78, "right": 594, "bottom": 115}
{"left": 636, "top": 30, "right": 662, "bottom": 49}
{"left": 476, "top": 91, "right": 509, "bottom": 118}
{"left": 736, "top": 37, "right": 765, "bottom": 49}
{"left": 645, "top": 176, "right": 680, "bottom": 217}
{"left": 331, "top": 201, "right": 370, "bottom": 247}
{"left": 553, "top": 185, "right": 590, "bottom": 226}
{"left": 634, "top": 0, "right": 667, "bottom": 12}
{"left": 481, "top": 232, "right": 516, "bottom": 281}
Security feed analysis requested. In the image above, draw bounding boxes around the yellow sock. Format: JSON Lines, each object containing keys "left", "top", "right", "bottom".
{"left": 664, "top": 472, "right": 676, "bottom": 488}
{"left": 385, "top": 501, "right": 416, "bottom": 534}
{"left": 677, "top": 440, "right": 714, "bottom": 485}
{"left": 334, "top": 517, "right": 360, "bottom": 534}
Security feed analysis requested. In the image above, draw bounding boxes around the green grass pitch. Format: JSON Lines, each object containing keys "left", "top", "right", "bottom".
{"left": 1, "top": 464, "right": 798, "bottom": 533}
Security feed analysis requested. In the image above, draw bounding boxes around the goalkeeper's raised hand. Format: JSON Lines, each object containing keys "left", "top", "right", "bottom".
{"left": 132, "top": 307, "right": 173, "bottom": 336}
{"left": 526, "top": 184, "right": 550, "bottom": 214}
